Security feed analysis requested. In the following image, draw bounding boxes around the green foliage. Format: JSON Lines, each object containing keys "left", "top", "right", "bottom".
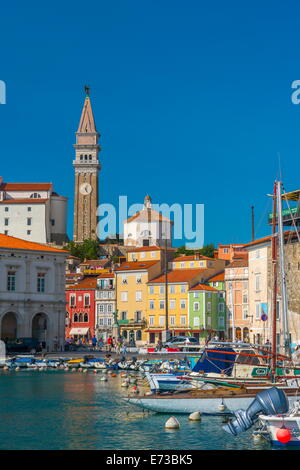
{"left": 63, "top": 239, "right": 99, "bottom": 262}
{"left": 175, "top": 243, "right": 215, "bottom": 258}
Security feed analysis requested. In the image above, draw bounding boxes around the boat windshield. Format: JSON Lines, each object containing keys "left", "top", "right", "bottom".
{"left": 235, "top": 349, "right": 261, "bottom": 365}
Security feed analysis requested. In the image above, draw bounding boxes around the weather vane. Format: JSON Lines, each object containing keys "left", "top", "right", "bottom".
{"left": 84, "top": 85, "right": 90, "bottom": 96}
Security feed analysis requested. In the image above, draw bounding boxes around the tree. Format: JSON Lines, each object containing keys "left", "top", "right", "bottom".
{"left": 63, "top": 239, "right": 99, "bottom": 262}
{"left": 175, "top": 243, "right": 215, "bottom": 258}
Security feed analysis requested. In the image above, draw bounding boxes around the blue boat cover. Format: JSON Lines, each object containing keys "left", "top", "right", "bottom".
{"left": 192, "top": 347, "right": 236, "bottom": 376}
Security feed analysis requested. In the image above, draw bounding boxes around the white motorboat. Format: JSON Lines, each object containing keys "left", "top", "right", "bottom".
{"left": 258, "top": 400, "right": 300, "bottom": 446}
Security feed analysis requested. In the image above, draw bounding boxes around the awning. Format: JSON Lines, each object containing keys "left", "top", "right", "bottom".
{"left": 69, "top": 328, "right": 89, "bottom": 335}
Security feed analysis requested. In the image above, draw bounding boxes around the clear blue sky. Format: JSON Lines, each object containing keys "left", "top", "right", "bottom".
{"left": 1, "top": 0, "right": 300, "bottom": 247}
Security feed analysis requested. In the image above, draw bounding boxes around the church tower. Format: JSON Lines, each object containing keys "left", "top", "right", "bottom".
{"left": 73, "top": 88, "right": 101, "bottom": 242}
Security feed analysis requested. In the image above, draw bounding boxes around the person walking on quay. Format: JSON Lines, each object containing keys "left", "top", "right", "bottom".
{"left": 92, "top": 336, "right": 97, "bottom": 350}
{"left": 115, "top": 337, "right": 122, "bottom": 355}
{"left": 98, "top": 337, "right": 104, "bottom": 351}
{"left": 156, "top": 339, "right": 162, "bottom": 351}
{"left": 107, "top": 335, "right": 113, "bottom": 353}
{"left": 121, "top": 341, "right": 127, "bottom": 355}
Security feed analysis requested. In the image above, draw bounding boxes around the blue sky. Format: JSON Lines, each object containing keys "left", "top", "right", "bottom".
{"left": 1, "top": 1, "right": 300, "bottom": 247}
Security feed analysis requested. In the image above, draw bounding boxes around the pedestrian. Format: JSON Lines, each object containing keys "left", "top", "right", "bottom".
{"left": 92, "top": 336, "right": 97, "bottom": 350}
{"left": 98, "top": 337, "right": 104, "bottom": 350}
{"left": 156, "top": 339, "right": 162, "bottom": 351}
{"left": 107, "top": 335, "right": 113, "bottom": 353}
{"left": 121, "top": 342, "right": 127, "bottom": 355}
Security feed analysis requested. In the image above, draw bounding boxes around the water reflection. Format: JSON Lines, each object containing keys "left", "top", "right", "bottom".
{"left": 0, "top": 370, "right": 272, "bottom": 450}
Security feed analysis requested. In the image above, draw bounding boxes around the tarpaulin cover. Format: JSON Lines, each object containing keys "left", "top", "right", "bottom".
{"left": 192, "top": 347, "right": 236, "bottom": 376}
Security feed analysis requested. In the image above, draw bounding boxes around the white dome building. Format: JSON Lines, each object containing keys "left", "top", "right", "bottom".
{"left": 124, "top": 196, "right": 173, "bottom": 248}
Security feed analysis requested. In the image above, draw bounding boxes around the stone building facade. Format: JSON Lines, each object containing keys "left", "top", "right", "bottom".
{"left": 0, "top": 234, "right": 68, "bottom": 352}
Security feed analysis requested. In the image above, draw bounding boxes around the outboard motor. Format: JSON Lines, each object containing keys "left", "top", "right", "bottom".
{"left": 223, "top": 387, "right": 289, "bottom": 436}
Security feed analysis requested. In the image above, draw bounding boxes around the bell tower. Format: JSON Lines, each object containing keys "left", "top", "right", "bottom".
{"left": 73, "top": 87, "right": 101, "bottom": 242}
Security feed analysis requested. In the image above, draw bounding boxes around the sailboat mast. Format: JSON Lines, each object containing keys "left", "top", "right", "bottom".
{"left": 276, "top": 180, "right": 290, "bottom": 357}
{"left": 271, "top": 182, "right": 277, "bottom": 376}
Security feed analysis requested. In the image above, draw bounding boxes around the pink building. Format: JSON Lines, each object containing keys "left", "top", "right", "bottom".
{"left": 225, "top": 257, "right": 251, "bottom": 341}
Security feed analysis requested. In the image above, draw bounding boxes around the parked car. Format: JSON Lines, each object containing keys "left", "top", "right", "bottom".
{"left": 5, "top": 338, "right": 43, "bottom": 354}
{"left": 163, "top": 336, "right": 200, "bottom": 349}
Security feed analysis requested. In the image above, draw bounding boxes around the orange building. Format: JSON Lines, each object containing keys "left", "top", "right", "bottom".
{"left": 218, "top": 244, "right": 247, "bottom": 263}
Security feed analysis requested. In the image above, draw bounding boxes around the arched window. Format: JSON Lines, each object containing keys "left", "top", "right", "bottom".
{"left": 79, "top": 313, "right": 83, "bottom": 322}
{"left": 122, "top": 330, "right": 128, "bottom": 339}
{"left": 136, "top": 330, "right": 142, "bottom": 341}
{"left": 84, "top": 313, "right": 88, "bottom": 323}
{"left": 30, "top": 193, "right": 41, "bottom": 199}
{"left": 74, "top": 314, "right": 78, "bottom": 323}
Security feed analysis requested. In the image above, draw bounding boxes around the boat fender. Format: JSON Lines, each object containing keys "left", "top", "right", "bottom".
{"left": 165, "top": 416, "right": 180, "bottom": 429}
{"left": 218, "top": 400, "right": 226, "bottom": 412}
{"left": 189, "top": 411, "right": 202, "bottom": 421}
{"left": 276, "top": 426, "right": 291, "bottom": 444}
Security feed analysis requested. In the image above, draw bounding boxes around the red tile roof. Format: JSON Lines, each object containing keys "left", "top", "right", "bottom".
{"left": 126, "top": 246, "right": 164, "bottom": 252}
{"left": 125, "top": 208, "right": 173, "bottom": 223}
{"left": 0, "top": 234, "right": 68, "bottom": 253}
{"left": 207, "top": 272, "right": 225, "bottom": 282}
{"left": 226, "top": 260, "right": 249, "bottom": 268}
{"left": 80, "top": 259, "right": 111, "bottom": 266}
{"left": 0, "top": 198, "right": 48, "bottom": 204}
{"left": 0, "top": 183, "right": 52, "bottom": 191}
{"left": 190, "top": 284, "right": 219, "bottom": 292}
{"left": 115, "top": 260, "right": 159, "bottom": 272}
{"left": 148, "top": 269, "right": 205, "bottom": 284}
{"left": 243, "top": 235, "right": 272, "bottom": 248}
{"left": 173, "top": 255, "right": 213, "bottom": 262}
{"left": 66, "top": 276, "right": 98, "bottom": 290}
{"left": 97, "top": 273, "right": 115, "bottom": 278}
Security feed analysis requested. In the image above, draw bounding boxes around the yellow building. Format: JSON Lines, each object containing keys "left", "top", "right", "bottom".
{"left": 126, "top": 245, "right": 176, "bottom": 270}
{"left": 115, "top": 260, "right": 162, "bottom": 345}
{"left": 171, "top": 254, "right": 225, "bottom": 271}
{"left": 145, "top": 269, "right": 205, "bottom": 344}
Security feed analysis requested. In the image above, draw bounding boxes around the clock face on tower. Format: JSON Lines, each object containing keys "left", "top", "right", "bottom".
{"left": 79, "top": 182, "right": 92, "bottom": 195}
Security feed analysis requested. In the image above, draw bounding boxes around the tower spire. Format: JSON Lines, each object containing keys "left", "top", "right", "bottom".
{"left": 73, "top": 90, "right": 101, "bottom": 242}
{"left": 77, "top": 88, "right": 97, "bottom": 134}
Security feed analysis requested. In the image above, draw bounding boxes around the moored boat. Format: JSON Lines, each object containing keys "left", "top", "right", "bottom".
{"left": 124, "top": 385, "right": 300, "bottom": 415}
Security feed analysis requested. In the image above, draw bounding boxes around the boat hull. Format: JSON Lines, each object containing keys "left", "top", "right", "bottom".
{"left": 259, "top": 415, "right": 300, "bottom": 446}
{"left": 124, "top": 394, "right": 299, "bottom": 415}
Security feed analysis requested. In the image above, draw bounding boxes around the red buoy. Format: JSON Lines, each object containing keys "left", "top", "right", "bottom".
{"left": 276, "top": 427, "right": 291, "bottom": 444}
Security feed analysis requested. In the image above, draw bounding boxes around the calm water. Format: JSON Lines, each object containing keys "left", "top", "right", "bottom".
{"left": 0, "top": 369, "right": 273, "bottom": 450}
